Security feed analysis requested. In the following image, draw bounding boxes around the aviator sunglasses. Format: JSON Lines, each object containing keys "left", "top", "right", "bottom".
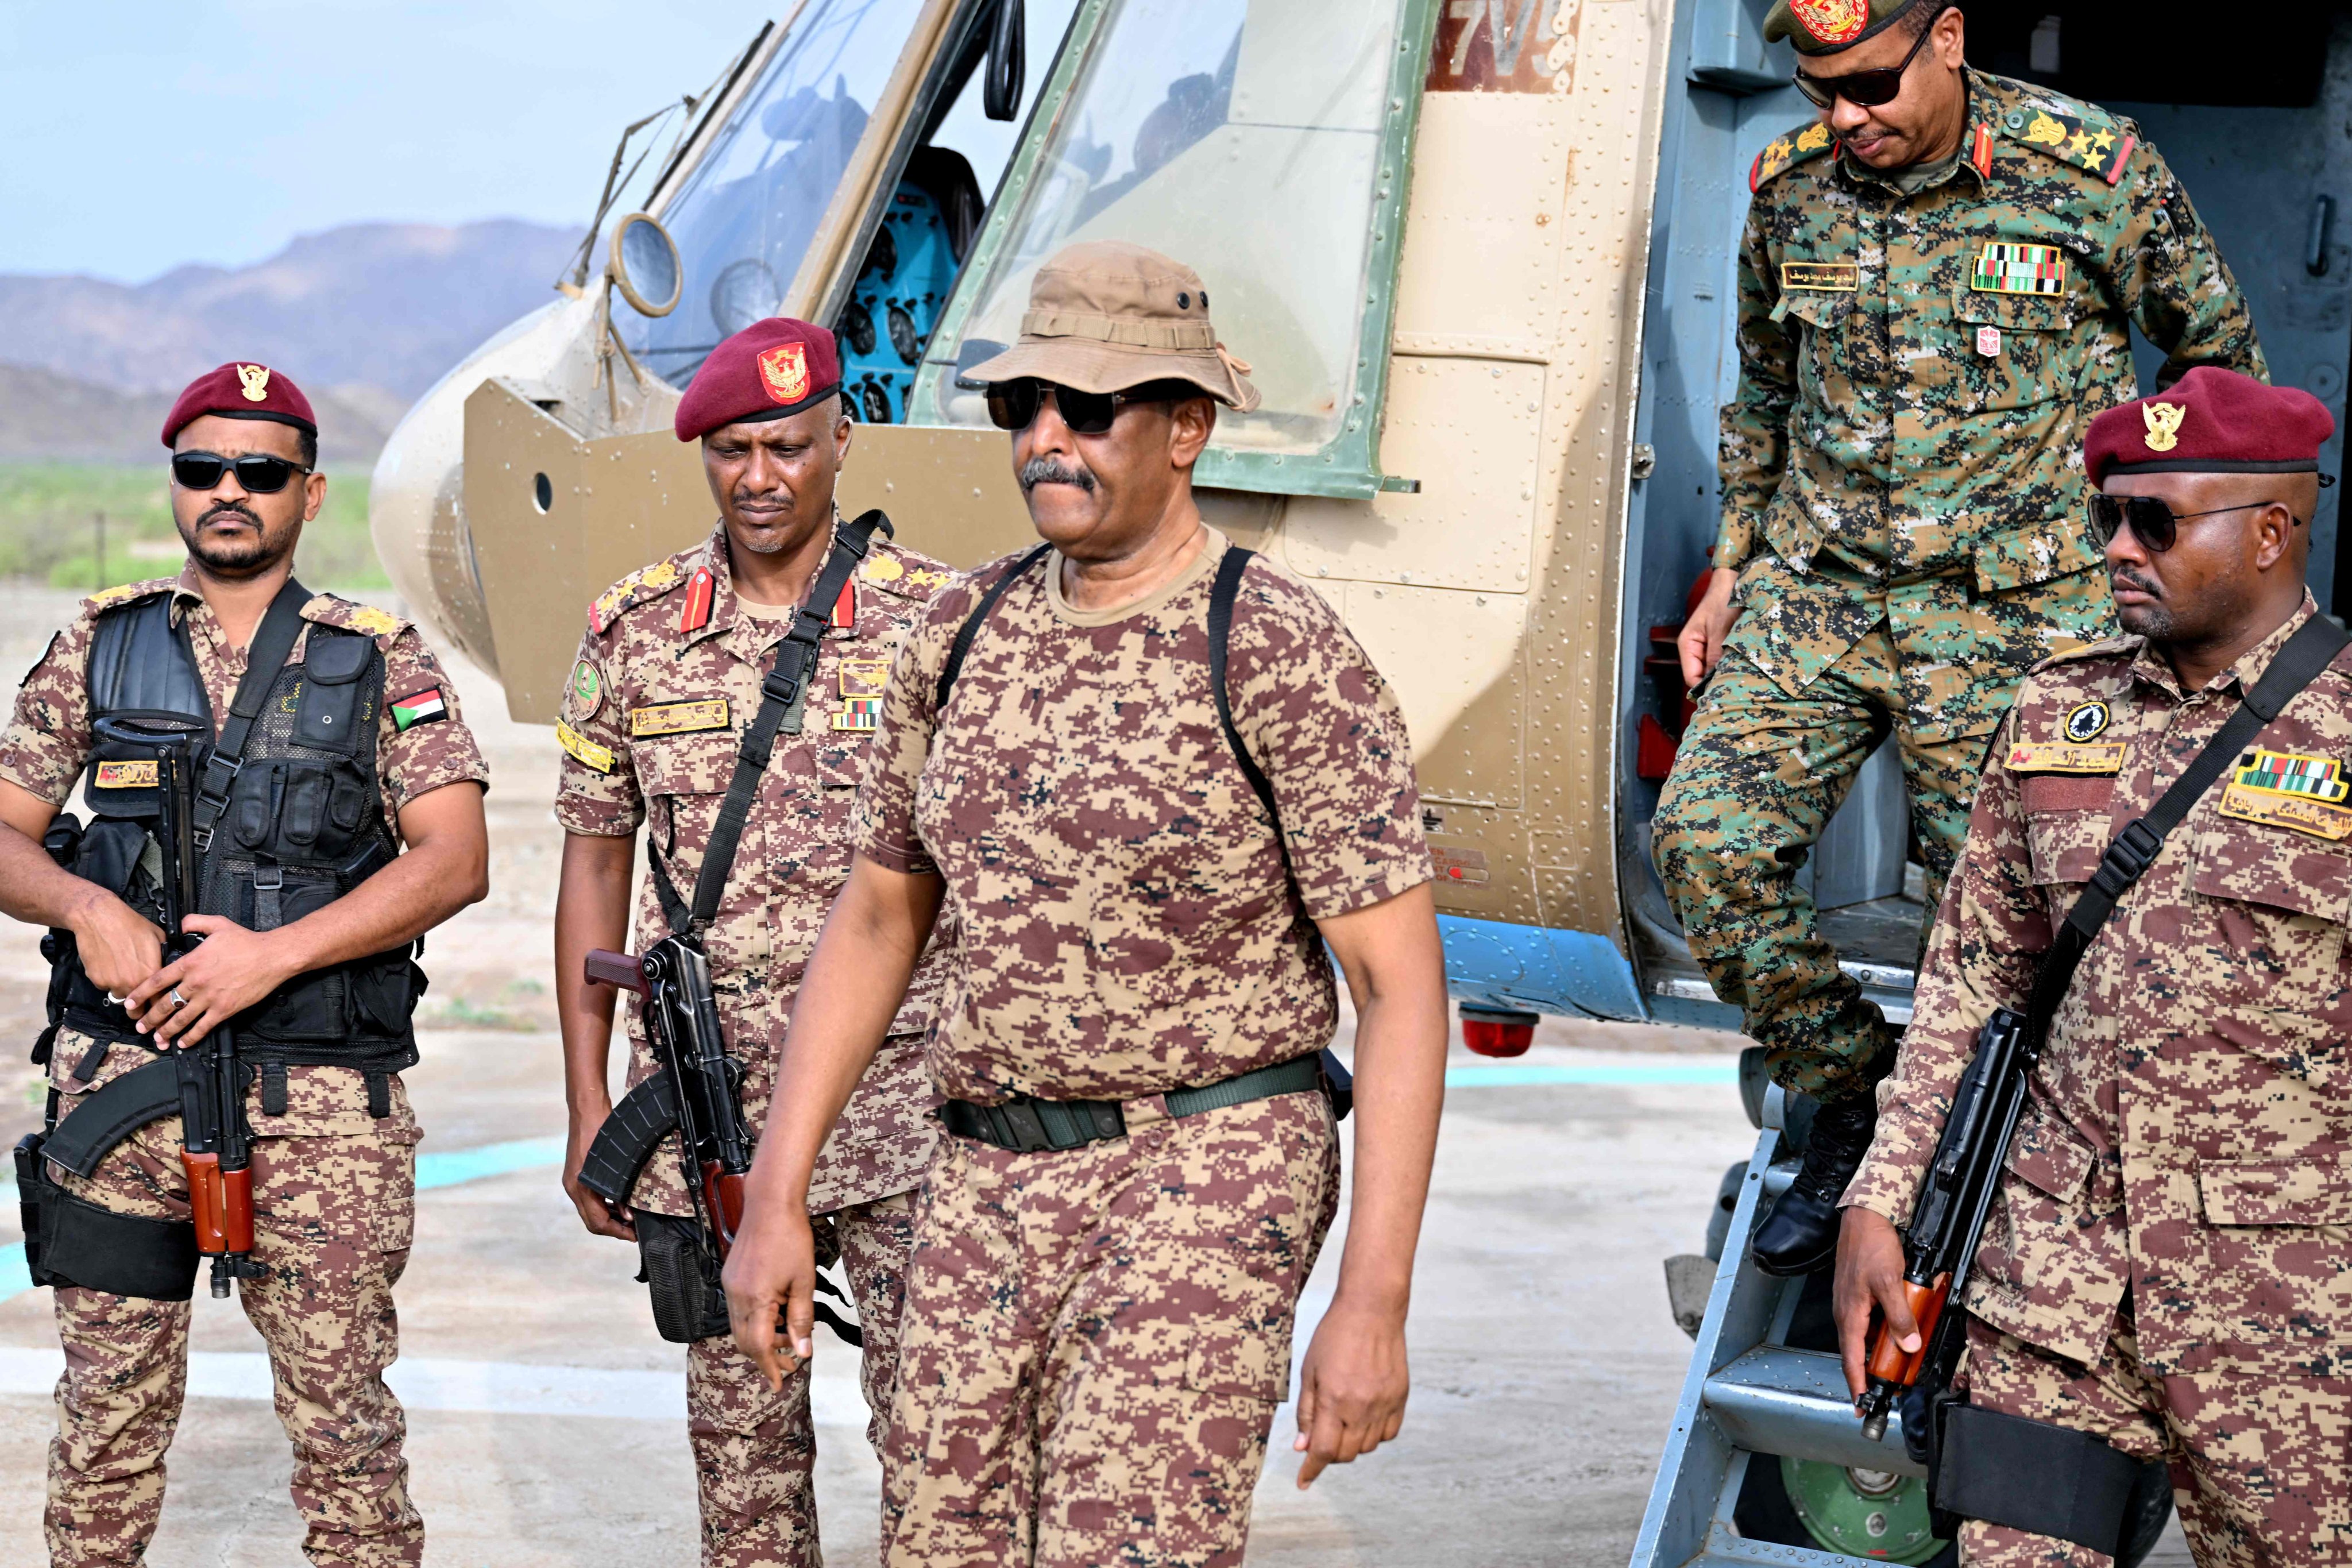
{"left": 1790, "top": 11, "right": 1938, "bottom": 110}
{"left": 170, "top": 451, "right": 314, "bottom": 495}
{"left": 984, "top": 379, "right": 1173, "bottom": 436}
{"left": 2087, "top": 494, "right": 2305, "bottom": 554}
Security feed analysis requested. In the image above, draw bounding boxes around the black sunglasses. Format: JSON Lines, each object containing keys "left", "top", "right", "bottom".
{"left": 984, "top": 379, "right": 1165, "bottom": 437}
{"left": 170, "top": 452, "right": 313, "bottom": 495}
{"left": 1791, "top": 14, "right": 1938, "bottom": 110}
{"left": 2087, "top": 495, "right": 2301, "bottom": 554}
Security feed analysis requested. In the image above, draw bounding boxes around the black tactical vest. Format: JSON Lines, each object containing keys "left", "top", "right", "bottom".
{"left": 53, "top": 589, "right": 422, "bottom": 1075}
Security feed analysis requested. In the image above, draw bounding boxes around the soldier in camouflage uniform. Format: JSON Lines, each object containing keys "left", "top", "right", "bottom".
{"left": 1838, "top": 372, "right": 2352, "bottom": 1563}
{"left": 553, "top": 318, "right": 956, "bottom": 1568}
{"left": 1651, "top": 0, "right": 2268, "bottom": 1275}
{"left": 718, "top": 242, "right": 1450, "bottom": 1567}
{"left": 0, "top": 364, "right": 491, "bottom": 1566}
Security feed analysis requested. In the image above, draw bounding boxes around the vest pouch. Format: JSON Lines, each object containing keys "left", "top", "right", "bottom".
{"left": 238, "top": 868, "right": 346, "bottom": 1040}
{"left": 293, "top": 631, "right": 373, "bottom": 754}
{"left": 348, "top": 948, "right": 422, "bottom": 1036}
{"left": 231, "top": 762, "right": 280, "bottom": 851}
{"left": 280, "top": 763, "right": 333, "bottom": 852}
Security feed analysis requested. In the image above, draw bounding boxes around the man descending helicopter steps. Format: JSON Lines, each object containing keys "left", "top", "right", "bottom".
{"left": 1652, "top": 0, "right": 2268, "bottom": 1278}
{"left": 3, "top": 363, "right": 491, "bottom": 1567}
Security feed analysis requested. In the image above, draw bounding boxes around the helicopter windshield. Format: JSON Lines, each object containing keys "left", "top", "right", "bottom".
{"left": 626, "top": 0, "right": 926, "bottom": 384}
{"left": 918, "top": 0, "right": 1405, "bottom": 455}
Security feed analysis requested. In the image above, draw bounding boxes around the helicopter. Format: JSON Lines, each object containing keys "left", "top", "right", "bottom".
{"left": 369, "top": 1, "right": 2352, "bottom": 1561}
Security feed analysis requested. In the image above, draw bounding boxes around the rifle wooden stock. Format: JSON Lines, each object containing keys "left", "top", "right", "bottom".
{"left": 585, "top": 949, "right": 651, "bottom": 994}
{"left": 1864, "top": 1276, "right": 1949, "bottom": 1389}
{"left": 183, "top": 1152, "right": 255, "bottom": 1256}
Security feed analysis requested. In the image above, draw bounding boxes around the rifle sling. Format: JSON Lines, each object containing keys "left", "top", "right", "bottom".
{"left": 191, "top": 578, "right": 312, "bottom": 855}
{"left": 2021, "top": 613, "right": 2350, "bottom": 1041}
{"left": 672, "top": 512, "right": 889, "bottom": 936}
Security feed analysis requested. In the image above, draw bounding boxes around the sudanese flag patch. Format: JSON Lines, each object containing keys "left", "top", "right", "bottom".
{"left": 391, "top": 689, "right": 448, "bottom": 731}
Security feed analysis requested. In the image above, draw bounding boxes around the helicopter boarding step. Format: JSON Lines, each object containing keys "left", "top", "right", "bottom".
{"left": 1631, "top": 1070, "right": 1938, "bottom": 1568}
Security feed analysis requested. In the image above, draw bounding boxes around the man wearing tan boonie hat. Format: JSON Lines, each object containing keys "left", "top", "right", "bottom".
{"left": 725, "top": 240, "right": 1447, "bottom": 1565}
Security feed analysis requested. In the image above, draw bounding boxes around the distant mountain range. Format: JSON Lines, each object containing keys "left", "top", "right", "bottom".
{"left": 0, "top": 219, "right": 582, "bottom": 463}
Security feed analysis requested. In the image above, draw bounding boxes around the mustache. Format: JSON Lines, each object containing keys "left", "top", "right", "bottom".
{"left": 2109, "top": 567, "right": 2161, "bottom": 598}
{"left": 198, "top": 503, "right": 262, "bottom": 528}
{"left": 1018, "top": 456, "right": 1095, "bottom": 493}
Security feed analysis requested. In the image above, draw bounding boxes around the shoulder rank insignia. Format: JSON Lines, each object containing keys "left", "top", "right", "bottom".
{"left": 2219, "top": 780, "right": 2352, "bottom": 840}
{"left": 2003, "top": 102, "right": 2134, "bottom": 186}
{"left": 831, "top": 578, "right": 856, "bottom": 630}
{"left": 863, "top": 554, "right": 905, "bottom": 585}
{"left": 1751, "top": 119, "right": 1836, "bottom": 192}
{"left": 1969, "top": 123, "right": 1994, "bottom": 176}
{"left": 678, "top": 567, "right": 716, "bottom": 635}
{"left": 1972, "top": 242, "right": 2067, "bottom": 296}
{"left": 557, "top": 720, "right": 616, "bottom": 774}
{"left": 589, "top": 557, "right": 688, "bottom": 636}
{"left": 2232, "top": 748, "right": 2350, "bottom": 803}
{"left": 2007, "top": 740, "right": 2125, "bottom": 775}
{"left": 83, "top": 579, "right": 175, "bottom": 615}
{"left": 631, "top": 698, "right": 731, "bottom": 738}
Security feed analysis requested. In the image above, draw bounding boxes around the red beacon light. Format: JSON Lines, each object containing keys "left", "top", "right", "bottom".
{"left": 1460, "top": 1006, "right": 1538, "bottom": 1058}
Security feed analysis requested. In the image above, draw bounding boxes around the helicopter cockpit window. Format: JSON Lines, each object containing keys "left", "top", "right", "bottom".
{"left": 621, "top": 0, "right": 926, "bottom": 387}
{"left": 837, "top": 0, "right": 1082, "bottom": 424}
{"left": 911, "top": 0, "right": 1412, "bottom": 478}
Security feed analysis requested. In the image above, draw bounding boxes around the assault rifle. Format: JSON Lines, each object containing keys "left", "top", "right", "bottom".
{"left": 1856, "top": 1003, "right": 2036, "bottom": 1447}
{"left": 577, "top": 939, "right": 860, "bottom": 1344}
{"left": 96, "top": 715, "right": 265, "bottom": 1299}
{"left": 580, "top": 939, "right": 751, "bottom": 1253}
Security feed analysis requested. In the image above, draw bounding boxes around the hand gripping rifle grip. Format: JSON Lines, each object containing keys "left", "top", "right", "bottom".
{"left": 1859, "top": 1276, "right": 1949, "bottom": 1440}
{"left": 585, "top": 949, "right": 651, "bottom": 995}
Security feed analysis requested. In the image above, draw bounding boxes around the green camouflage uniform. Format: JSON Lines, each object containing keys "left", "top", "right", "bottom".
{"left": 1652, "top": 68, "right": 2265, "bottom": 1101}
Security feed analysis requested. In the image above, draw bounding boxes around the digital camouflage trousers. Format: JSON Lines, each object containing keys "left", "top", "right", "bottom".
{"left": 1963, "top": 1315, "right": 2352, "bottom": 1566}
{"left": 683, "top": 1186, "right": 918, "bottom": 1568}
{"left": 1652, "top": 623, "right": 1990, "bottom": 1104}
{"left": 45, "top": 1114, "right": 422, "bottom": 1568}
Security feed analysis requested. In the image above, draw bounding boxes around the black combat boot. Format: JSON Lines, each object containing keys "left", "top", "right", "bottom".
{"left": 1751, "top": 1091, "right": 1878, "bottom": 1277}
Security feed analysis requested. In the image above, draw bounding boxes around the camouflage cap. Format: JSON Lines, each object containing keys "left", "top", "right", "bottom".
{"left": 963, "top": 241, "right": 1260, "bottom": 411}
{"left": 1763, "top": 0, "right": 1932, "bottom": 55}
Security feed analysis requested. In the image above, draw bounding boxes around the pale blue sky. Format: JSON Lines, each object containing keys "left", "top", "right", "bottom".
{"left": 0, "top": 3, "right": 767, "bottom": 281}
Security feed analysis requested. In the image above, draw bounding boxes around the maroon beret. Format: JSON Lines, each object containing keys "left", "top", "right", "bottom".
{"left": 2086, "top": 365, "right": 2335, "bottom": 486}
{"left": 674, "top": 318, "right": 843, "bottom": 442}
{"left": 160, "top": 362, "right": 318, "bottom": 449}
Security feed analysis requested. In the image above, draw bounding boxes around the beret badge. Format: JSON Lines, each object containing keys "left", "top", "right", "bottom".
{"left": 759, "top": 343, "right": 810, "bottom": 405}
{"left": 237, "top": 364, "right": 271, "bottom": 403}
{"left": 2142, "top": 402, "right": 2185, "bottom": 453}
{"left": 1789, "top": 0, "right": 1870, "bottom": 44}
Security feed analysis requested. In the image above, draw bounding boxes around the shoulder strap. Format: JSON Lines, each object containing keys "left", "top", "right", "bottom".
{"left": 1207, "top": 547, "right": 1289, "bottom": 873}
{"left": 682, "top": 511, "right": 890, "bottom": 934}
{"left": 936, "top": 545, "right": 1051, "bottom": 717}
{"left": 2025, "top": 614, "right": 2352, "bottom": 1043}
{"left": 191, "top": 578, "right": 312, "bottom": 852}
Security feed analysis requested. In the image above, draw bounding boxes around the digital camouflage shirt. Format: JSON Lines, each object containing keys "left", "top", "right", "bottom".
{"left": 555, "top": 522, "right": 956, "bottom": 1215}
{"left": 1849, "top": 596, "right": 2352, "bottom": 1377}
{"left": 0, "top": 566, "right": 489, "bottom": 1140}
{"left": 1720, "top": 69, "right": 2265, "bottom": 742}
{"left": 853, "top": 527, "right": 1431, "bottom": 1104}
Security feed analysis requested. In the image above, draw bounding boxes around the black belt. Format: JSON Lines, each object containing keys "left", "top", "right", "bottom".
{"left": 940, "top": 1056, "right": 1326, "bottom": 1153}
